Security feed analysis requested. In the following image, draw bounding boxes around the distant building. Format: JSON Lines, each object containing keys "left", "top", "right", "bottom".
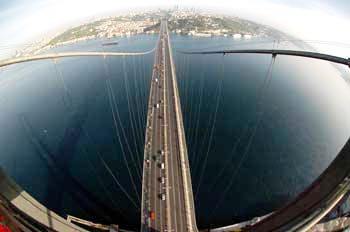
{"left": 188, "top": 30, "right": 196, "bottom": 35}
{"left": 194, "top": 33, "right": 211, "bottom": 37}
{"left": 244, "top": 34, "right": 252, "bottom": 39}
{"left": 233, "top": 33, "right": 242, "bottom": 39}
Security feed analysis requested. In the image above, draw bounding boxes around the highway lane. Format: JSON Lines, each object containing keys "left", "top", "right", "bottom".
{"left": 142, "top": 23, "right": 167, "bottom": 232}
{"left": 163, "top": 26, "right": 187, "bottom": 231}
{"left": 162, "top": 20, "right": 198, "bottom": 231}
{"left": 142, "top": 20, "right": 198, "bottom": 232}
{"left": 166, "top": 21, "right": 198, "bottom": 232}
{"left": 151, "top": 41, "right": 165, "bottom": 231}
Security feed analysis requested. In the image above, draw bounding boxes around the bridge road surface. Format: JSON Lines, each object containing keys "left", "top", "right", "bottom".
{"left": 141, "top": 21, "right": 198, "bottom": 232}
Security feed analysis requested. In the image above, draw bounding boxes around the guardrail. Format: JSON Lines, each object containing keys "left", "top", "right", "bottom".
{"left": 166, "top": 22, "right": 198, "bottom": 232}
{"left": 0, "top": 167, "right": 88, "bottom": 232}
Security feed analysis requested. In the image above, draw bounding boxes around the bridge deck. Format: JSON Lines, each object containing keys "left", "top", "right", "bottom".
{"left": 141, "top": 21, "right": 197, "bottom": 232}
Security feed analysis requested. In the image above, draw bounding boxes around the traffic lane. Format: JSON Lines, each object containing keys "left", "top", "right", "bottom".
{"left": 149, "top": 46, "right": 162, "bottom": 230}
{"left": 154, "top": 44, "right": 167, "bottom": 231}
{"left": 165, "top": 37, "right": 189, "bottom": 231}
{"left": 152, "top": 103, "right": 161, "bottom": 229}
{"left": 152, "top": 43, "right": 160, "bottom": 230}
{"left": 144, "top": 44, "right": 161, "bottom": 229}
{"left": 167, "top": 97, "right": 185, "bottom": 231}
{"left": 169, "top": 80, "right": 187, "bottom": 231}
{"left": 145, "top": 26, "right": 190, "bottom": 231}
{"left": 159, "top": 36, "right": 175, "bottom": 232}
{"left": 164, "top": 44, "right": 188, "bottom": 231}
{"left": 153, "top": 55, "right": 161, "bottom": 227}
{"left": 165, "top": 60, "right": 179, "bottom": 231}
{"left": 157, "top": 45, "right": 166, "bottom": 231}
{"left": 164, "top": 61, "right": 179, "bottom": 231}
{"left": 149, "top": 75, "right": 157, "bottom": 230}
{"left": 146, "top": 68, "right": 155, "bottom": 228}
{"left": 143, "top": 31, "right": 168, "bottom": 231}
{"left": 154, "top": 69, "right": 162, "bottom": 231}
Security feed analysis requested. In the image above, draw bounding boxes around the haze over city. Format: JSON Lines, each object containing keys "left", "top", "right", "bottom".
{"left": 0, "top": 0, "right": 350, "bottom": 58}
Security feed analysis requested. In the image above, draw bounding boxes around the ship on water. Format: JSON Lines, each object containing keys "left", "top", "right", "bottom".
{"left": 101, "top": 40, "right": 119, "bottom": 46}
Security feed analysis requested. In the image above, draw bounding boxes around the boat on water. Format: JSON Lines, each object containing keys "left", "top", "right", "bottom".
{"left": 101, "top": 41, "right": 119, "bottom": 46}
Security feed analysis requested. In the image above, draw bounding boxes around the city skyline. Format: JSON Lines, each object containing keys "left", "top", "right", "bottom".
{"left": 0, "top": 1, "right": 349, "bottom": 58}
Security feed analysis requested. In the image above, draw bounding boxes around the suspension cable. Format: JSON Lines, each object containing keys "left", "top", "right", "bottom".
{"left": 121, "top": 57, "right": 144, "bottom": 171}
{"left": 195, "top": 55, "right": 224, "bottom": 198}
{"left": 100, "top": 155, "right": 140, "bottom": 210}
{"left": 52, "top": 59, "right": 73, "bottom": 109}
{"left": 191, "top": 55, "right": 206, "bottom": 165}
{"left": 106, "top": 79, "right": 141, "bottom": 202}
{"left": 209, "top": 55, "right": 276, "bottom": 219}
{"left": 104, "top": 57, "right": 143, "bottom": 178}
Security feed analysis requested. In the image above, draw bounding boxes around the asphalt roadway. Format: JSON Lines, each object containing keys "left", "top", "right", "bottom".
{"left": 141, "top": 21, "right": 196, "bottom": 232}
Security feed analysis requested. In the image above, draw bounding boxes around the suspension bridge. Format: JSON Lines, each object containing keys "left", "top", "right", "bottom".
{"left": 141, "top": 20, "right": 197, "bottom": 232}
{"left": 0, "top": 19, "right": 350, "bottom": 232}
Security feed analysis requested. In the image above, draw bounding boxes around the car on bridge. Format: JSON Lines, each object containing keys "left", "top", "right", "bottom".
{"left": 158, "top": 176, "right": 165, "bottom": 184}
{"left": 149, "top": 211, "right": 155, "bottom": 221}
{"left": 158, "top": 193, "right": 166, "bottom": 201}
{"left": 158, "top": 163, "right": 165, "bottom": 169}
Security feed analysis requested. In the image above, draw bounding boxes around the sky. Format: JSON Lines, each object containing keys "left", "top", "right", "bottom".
{"left": 0, "top": 0, "right": 349, "bottom": 58}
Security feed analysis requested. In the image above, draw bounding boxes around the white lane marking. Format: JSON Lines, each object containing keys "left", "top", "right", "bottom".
{"left": 163, "top": 38, "right": 177, "bottom": 230}
{"left": 164, "top": 45, "right": 183, "bottom": 231}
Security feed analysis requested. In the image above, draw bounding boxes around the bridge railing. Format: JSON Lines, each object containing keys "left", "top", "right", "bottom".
{"left": 166, "top": 23, "right": 198, "bottom": 232}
